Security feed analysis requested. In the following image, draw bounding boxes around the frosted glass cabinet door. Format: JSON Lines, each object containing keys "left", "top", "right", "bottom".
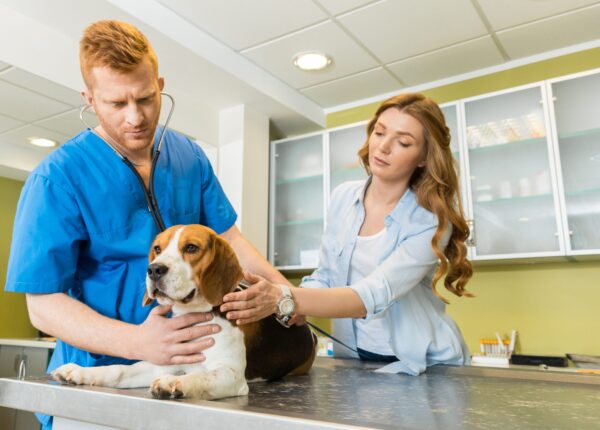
{"left": 551, "top": 72, "right": 600, "bottom": 252}
{"left": 271, "top": 134, "right": 324, "bottom": 268}
{"left": 329, "top": 123, "right": 368, "bottom": 192}
{"left": 464, "top": 86, "right": 561, "bottom": 257}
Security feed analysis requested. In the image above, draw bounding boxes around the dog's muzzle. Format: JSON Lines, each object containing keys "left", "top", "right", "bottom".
{"left": 147, "top": 263, "right": 169, "bottom": 281}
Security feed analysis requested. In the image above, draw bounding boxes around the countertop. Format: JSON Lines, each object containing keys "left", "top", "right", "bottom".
{"left": 0, "top": 338, "right": 56, "bottom": 349}
{"left": 1, "top": 357, "right": 600, "bottom": 429}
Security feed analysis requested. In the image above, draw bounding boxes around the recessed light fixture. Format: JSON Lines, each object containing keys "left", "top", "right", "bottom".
{"left": 293, "top": 51, "right": 332, "bottom": 71}
{"left": 29, "top": 137, "right": 57, "bottom": 148}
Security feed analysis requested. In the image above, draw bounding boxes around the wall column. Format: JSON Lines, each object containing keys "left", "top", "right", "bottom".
{"left": 217, "top": 105, "right": 269, "bottom": 256}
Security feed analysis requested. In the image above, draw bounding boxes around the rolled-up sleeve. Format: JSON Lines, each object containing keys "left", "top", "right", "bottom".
{"left": 350, "top": 222, "right": 452, "bottom": 318}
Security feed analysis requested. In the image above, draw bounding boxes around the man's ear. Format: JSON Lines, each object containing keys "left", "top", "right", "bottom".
{"left": 158, "top": 76, "right": 165, "bottom": 92}
{"left": 81, "top": 89, "right": 94, "bottom": 109}
{"left": 199, "top": 236, "right": 243, "bottom": 307}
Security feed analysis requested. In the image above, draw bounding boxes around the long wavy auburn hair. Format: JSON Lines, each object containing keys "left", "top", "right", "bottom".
{"left": 357, "top": 93, "right": 473, "bottom": 303}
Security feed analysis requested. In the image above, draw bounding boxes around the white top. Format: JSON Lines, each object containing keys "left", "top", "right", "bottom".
{"left": 350, "top": 228, "right": 395, "bottom": 356}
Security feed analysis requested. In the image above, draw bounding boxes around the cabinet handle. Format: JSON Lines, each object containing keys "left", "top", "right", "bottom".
{"left": 568, "top": 230, "right": 573, "bottom": 236}
{"left": 13, "top": 353, "right": 27, "bottom": 379}
{"left": 18, "top": 356, "right": 27, "bottom": 380}
{"left": 466, "top": 219, "right": 476, "bottom": 247}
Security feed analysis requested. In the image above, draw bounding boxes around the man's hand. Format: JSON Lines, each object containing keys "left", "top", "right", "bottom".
{"left": 133, "top": 305, "right": 220, "bottom": 365}
{"left": 220, "top": 272, "right": 284, "bottom": 325}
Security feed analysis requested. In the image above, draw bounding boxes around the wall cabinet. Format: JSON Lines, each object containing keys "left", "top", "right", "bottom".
{"left": 269, "top": 133, "right": 325, "bottom": 269}
{"left": 548, "top": 71, "right": 600, "bottom": 254}
{"left": 269, "top": 69, "right": 600, "bottom": 269}
{"left": 462, "top": 84, "right": 564, "bottom": 259}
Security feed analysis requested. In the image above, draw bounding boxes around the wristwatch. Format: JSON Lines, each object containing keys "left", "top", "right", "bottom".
{"left": 275, "top": 284, "right": 295, "bottom": 327}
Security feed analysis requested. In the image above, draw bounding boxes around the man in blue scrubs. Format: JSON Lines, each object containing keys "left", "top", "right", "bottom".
{"left": 4, "top": 20, "right": 293, "bottom": 429}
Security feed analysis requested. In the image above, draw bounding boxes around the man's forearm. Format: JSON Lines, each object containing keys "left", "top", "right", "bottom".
{"left": 26, "top": 293, "right": 138, "bottom": 360}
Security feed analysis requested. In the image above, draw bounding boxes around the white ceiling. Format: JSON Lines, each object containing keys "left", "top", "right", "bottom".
{"left": 1, "top": 0, "right": 600, "bottom": 180}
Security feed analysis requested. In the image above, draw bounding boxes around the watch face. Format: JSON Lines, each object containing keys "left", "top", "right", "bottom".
{"left": 279, "top": 298, "right": 295, "bottom": 315}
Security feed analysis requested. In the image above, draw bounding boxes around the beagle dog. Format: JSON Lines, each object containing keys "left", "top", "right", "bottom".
{"left": 52, "top": 224, "right": 316, "bottom": 400}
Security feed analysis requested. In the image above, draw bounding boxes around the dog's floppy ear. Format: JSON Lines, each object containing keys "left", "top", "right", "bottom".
{"left": 142, "top": 290, "right": 154, "bottom": 307}
{"left": 142, "top": 235, "right": 161, "bottom": 307}
{"left": 199, "top": 235, "right": 243, "bottom": 306}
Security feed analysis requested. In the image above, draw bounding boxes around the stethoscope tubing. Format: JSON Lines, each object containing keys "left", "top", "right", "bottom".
{"left": 79, "top": 92, "right": 175, "bottom": 232}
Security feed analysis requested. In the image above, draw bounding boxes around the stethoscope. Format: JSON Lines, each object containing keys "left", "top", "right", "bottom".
{"left": 79, "top": 92, "right": 175, "bottom": 232}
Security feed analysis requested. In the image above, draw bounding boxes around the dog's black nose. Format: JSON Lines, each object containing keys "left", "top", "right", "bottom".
{"left": 147, "top": 263, "right": 169, "bottom": 281}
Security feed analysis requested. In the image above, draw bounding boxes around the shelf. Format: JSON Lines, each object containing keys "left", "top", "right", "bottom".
{"left": 468, "top": 136, "right": 546, "bottom": 153}
{"left": 331, "top": 166, "right": 364, "bottom": 176}
{"left": 558, "top": 127, "right": 600, "bottom": 141}
{"left": 275, "top": 173, "right": 323, "bottom": 185}
{"left": 565, "top": 187, "right": 600, "bottom": 197}
{"left": 275, "top": 217, "right": 323, "bottom": 228}
{"left": 473, "top": 193, "right": 553, "bottom": 205}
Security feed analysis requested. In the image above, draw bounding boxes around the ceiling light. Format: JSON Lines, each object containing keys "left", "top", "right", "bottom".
{"left": 29, "top": 137, "right": 57, "bottom": 148}
{"left": 293, "top": 51, "right": 332, "bottom": 71}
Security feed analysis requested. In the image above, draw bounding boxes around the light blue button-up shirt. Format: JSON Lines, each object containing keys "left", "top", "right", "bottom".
{"left": 301, "top": 178, "right": 470, "bottom": 374}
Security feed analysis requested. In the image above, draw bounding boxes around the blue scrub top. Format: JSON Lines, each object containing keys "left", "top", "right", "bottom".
{"left": 5, "top": 127, "right": 237, "bottom": 373}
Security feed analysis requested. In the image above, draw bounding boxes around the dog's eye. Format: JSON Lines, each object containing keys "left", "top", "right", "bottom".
{"left": 153, "top": 245, "right": 162, "bottom": 255}
{"left": 185, "top": 244, "right": 199, "bottom": 254}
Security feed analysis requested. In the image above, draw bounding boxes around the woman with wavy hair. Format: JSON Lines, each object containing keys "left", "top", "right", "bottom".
{"left": 222, "top": 93, "right": 473, "bottom": 374}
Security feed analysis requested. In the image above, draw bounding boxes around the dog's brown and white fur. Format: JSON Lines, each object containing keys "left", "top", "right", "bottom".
{"left": 52, "top": 225, "right": 316, "bottom": 400}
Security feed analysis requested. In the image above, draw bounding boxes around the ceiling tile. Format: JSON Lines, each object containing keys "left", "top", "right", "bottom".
{"left": 301, "top": 67, "right": 399, "bottom": 107}
{"left": 0, "top": 61, "right": 11, "bottom": 72}
{"left": 0, "top": 80, "right": 72, "bottom": 122}
{"left": 0, "top": 113, "right": 25, "bottom": 134}
{"left": 497, "top": 4, "right": 600, "bottom": 59}
{"left": 0, "top": 124, "right": 70, "bottom": 152}
{"left": 1, "top": 68, "right": 83, "bottom": 106}
{"left": 337, "top": 0, "right": 488, "bottom": 63}
{"left": 158, "top": 0, "right": 327, "bottom": 51}
{"left": 388, "top": 36, "right": 504, "bottom": 86}
{"left": 477, "top": 0, "right": 600, "bottom": 31}
{"left": 36, "top": 109, "right": 98, "bottom": 137}
{"left": 242, "top": 21, "right": 378, "bottom": 88}
{"left": 315, "top": 0, "right": 378, "bottom": 15}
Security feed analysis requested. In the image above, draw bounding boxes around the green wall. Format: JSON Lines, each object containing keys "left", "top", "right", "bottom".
{"left": 316, "top": 46, "right": 600, "bottom": 357}
{"left": 0, "top": 177, "right": 37, "bottom": 338}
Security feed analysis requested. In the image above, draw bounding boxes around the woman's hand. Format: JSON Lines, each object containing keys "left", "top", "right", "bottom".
{"left": 220, "top": 272, "right": 284, "bottom": 325}
{"left": 289, "top": 314, "right": 307, "bottom": 326}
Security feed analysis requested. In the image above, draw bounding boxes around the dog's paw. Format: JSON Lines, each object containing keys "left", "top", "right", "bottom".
{"left": 150, "top": 375, "right": 184, "bottom": 399}
{"left": 51, "top": 364, "right": 113, "bottom": 386}
{"left": 52, "top": 363, "right": 89, "bottom": 385}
